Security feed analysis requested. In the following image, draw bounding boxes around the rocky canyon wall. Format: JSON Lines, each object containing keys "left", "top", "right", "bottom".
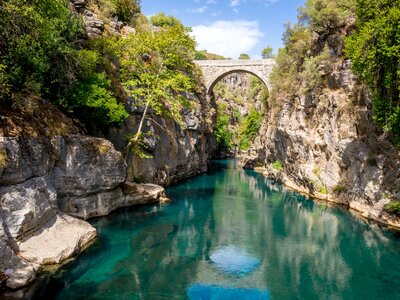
{"left": 242, "top": 23, "right": 400, "bottom": 228}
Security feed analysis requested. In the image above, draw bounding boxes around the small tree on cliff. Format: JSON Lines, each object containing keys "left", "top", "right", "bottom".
{"left": 261, "top": 46, "right": 274, "bottom": 59}
{"left": 118, "top": 24, "right": 198, "bottom": 158}
{"left": 239, "top": 53, "right": 251, "bottom": 60}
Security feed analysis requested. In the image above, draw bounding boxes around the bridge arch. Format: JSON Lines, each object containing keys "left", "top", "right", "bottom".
{"left": 194, "top": 59, "right": 275, "bottom": 95}
{"left": 208, "top": 69, "right": 269, "bottom": 95}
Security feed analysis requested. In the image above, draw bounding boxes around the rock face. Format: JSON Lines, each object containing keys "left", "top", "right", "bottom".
{"left": 243, "top": 23, "right": 400, "bottom": 228}
{"left": 0, "top": 133, "right": 129, "bottom": 289}
{"left": 0, "top": 110, "right": 184, "bottom": 290}
{"left": 109, "top": 92, "right": 216, "bottom": 186}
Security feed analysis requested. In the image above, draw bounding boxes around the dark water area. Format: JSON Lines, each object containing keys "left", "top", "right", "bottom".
{"left": 31, "top": 160, "right": 400, "bottom": 299}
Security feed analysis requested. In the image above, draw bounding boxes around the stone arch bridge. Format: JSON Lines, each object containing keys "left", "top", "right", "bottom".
{"left": 194, "top": 59, "right": 276, "bottom": 94}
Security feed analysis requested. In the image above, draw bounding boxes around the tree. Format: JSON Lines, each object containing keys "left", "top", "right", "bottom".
{"left": 150, "top": 12, "right": 182, "bottom": 28}
{"left": 345, "top": 0, "right": 400, "bottom": 143}
{"left": 239, "top": 53, "right": 250, "bottom": 60}
{"left": 119, "top": 24, "right": 197, "bottom": 157}
{"left": 261, "top": 47, "right": 274, "bottom": 59}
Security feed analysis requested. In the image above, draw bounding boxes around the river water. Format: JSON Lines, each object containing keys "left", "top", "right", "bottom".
{"left": 32, "top": 160, "right": 400, "bottom": 299}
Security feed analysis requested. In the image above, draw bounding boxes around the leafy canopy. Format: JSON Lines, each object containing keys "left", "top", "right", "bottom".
{"left": 345, "top": 0, "right": 400, "bottom": 143}
{"left": 239, "top": 53, "right": 251, "bottom": 60}
{"left": 261, "top": 47, "right": 274, "bottom": 59}
{"left": 119, "top": 24, "right": 197, "bottom": 125}
{"left": 0, "top": 0, "right": 128, "bottom": 125}
{"left": 150, "top": 13, "right": 182, "bottom": 28}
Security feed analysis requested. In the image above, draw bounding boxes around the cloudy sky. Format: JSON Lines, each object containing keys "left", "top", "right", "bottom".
{"left": 141, "top": 0, "right": 305, "bottom": 59}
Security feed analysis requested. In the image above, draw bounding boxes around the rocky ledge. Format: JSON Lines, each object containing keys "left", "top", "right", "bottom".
{"left": 0, "top": 133, "right": 169, "bottom": 290}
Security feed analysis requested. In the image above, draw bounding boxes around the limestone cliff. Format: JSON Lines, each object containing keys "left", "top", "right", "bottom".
{"left": 242, "top": 20, "right": 400, "bottom": 228}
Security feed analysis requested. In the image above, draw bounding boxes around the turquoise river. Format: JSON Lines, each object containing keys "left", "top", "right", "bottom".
{"left": 31, "top": 160, "right": 400, "bottom": 299}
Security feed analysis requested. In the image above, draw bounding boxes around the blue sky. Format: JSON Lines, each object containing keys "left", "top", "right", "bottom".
{"left": 141, "top": 0, "right": 306, "bottom": 59}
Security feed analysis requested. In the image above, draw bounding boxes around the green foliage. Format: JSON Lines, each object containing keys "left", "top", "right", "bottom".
{"left": 150, "top": 12, "right": 182, "bottom": 28}
{"left": 119, "top": 24, "right": 197, "bottom": 124}
{"left": 333, "top": 185, "right": 345, "bottom": 192}
{"left": 270, "top": 0, "right": 356, "bottom": 101}
{"left": 238, "top": 108, "right": 262, "bottom": 150}
{"left": 247, "top": 76, "right": 269, "bottom": 105}
{"left": 215, "top": 103, "right": 234, "bottom": 151}
{"left": 319, "top": 186, "right": 328, "bottom": 194}
{"left": 385, "top": 201, "right": 400, "bottom": 216}
{"left": 239, "top": 53, "right": 250, "bottom": 60}
{"left": 301, "top": 46, "right": 330, "bottom": 91}
{"left": 345, "top": 0, "right": 400, "bottom": 144}
{"left": 271, "top": 160, "right": 284, "bottom": 171}
{"left": 261, "top": 47, "right": 274, "bottom": 59}
{"left": 299, "top": 0, "right": 356, "bottom": 33}
{"left": 96, "top": 0, "right": 140, "bottom": 25}
{"left": 0, "top": 0, "right": 81, "bottom": 102}
{"left": 270, "top": 24, "right": 312, "bottom": 99}
{"left": 195, "top": 50, "right": 226, "bottom": 60}
{"left": 0, "top": 0, "right": 128, "bottom": 125}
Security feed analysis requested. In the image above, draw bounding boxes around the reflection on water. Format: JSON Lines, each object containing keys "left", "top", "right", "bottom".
{"left": 210, "top": 245, "right": 260, "bottom": 276}
{"left": 32, "top": 160, "right": 400, "bottom": 299}
{"left": 188, "top": 283, "right": 270, "bottom": 300}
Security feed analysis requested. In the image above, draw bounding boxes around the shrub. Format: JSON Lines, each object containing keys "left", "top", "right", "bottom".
{"left": 150, "top": 13, "right": 182, "bottom": 28}
{"left": 238, "top": 108, "right": 262, "bottom": 150}
{"left": 299, "top": 0, "right": 356, "bottom": 33}
{"left": 345, "top": 0, "right": 400, "bottom": 144}
{"left": 385, "top": 201, "right": 400, "bottom": 216}
{"left": 333, "top": 185, "right": 345, "bottom": 193}
{"left": 271, "top": 160, "right": 284, "bottom": 171}
{"left": 319, "top": 186, "right": 328, "bottom": 194}
{"left": 215, "top": 103, "right": 234, "bottom": 151}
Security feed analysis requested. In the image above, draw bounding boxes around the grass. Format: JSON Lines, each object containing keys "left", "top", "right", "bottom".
{"left": 271, "top": 160, "right": 283, "bottom": 172}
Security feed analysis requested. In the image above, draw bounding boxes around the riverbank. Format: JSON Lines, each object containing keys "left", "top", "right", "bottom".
{"left": 251, "top": 165, "right": 400, "bottom": 231}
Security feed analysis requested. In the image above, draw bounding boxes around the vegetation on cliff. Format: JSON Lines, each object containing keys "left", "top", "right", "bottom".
{"left": 214, "top": 75, "right": 266, "bottom": 154}
{"left": 0, "top": 1, "right": 200, "bottom": 137}
{"left": 270, "top": 0, "right": 399, "bottom": 144}
{"left": 345, "top": 0, "right": 400, "bottom": 144}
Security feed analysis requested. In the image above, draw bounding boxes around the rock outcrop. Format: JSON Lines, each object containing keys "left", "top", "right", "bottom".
{"left": 109, "top": 91, "right": 216, "bottom": 186}
{"left": 242, "top": 21, "right": 400, "bottom": 229}
{"left": 0, "top": 96, "right": 204, "bottom": 290}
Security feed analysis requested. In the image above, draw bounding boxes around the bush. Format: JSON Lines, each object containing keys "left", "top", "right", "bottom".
{"left": 238, "top": 108, "right": 262, "bottom": 150}
{"left": 319, "top": 186, "right": 328, "bottom": 194}
{"left": 150, "top": 13, "right": 182, "bottom": 28}
{"left": 299, "top": 0, "right": 356, "bottom": 33}
{"left": 0, "top": 0, "right": 129, "bottom": 126}
{"left": 0, "top": 0, "right": 81, "bottom": 102}
{"left": 333, "top": 185, "right": 345, "bottom": 193}
{"left": 97, "top": 0, "right": 140, "bottom": 25}
{"left": 271, "top": 160, "right": 284, "bottom": 171}
{"left": 345, "top": 0, "right": 400, "bottom": 144}
{"left": 385, "top": 201, "right": 400, "bottom": 216}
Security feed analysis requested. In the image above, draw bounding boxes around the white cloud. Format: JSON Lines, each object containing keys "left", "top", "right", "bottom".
{"left": 187, "top": 6, "right": 208, "bottom": 13}
{"left": 230, "top": 0, "right": 241, "bottom": 6}
{"left": 192, "top": 20, "right": 263, "bottom": 58}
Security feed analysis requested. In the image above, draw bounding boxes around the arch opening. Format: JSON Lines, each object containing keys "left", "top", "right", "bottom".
{"left": 207, "top": 69, "right": 269, "bottom": 96}
{"left": 211, "top": 71, "right": 268, "bottom": 159}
